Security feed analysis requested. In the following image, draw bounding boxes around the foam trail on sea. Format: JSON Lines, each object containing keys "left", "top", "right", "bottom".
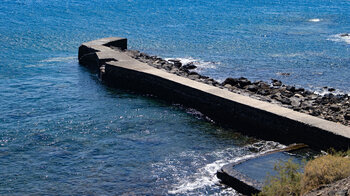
{"left": 40, "top": 56, "right": 76, "bottom": 63}
{"left": 158, "top": 141, "right": 285, "bottom": 195}
{"left": 328, "top": 34, "right": 350, "bottom": 44}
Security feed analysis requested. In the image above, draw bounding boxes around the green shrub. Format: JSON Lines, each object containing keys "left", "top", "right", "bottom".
{"left": 258, "top": 159, "right": 303, "bottom": 196}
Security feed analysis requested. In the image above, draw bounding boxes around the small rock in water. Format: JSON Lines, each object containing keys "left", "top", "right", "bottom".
{"left": 277, "top": 72, "right": 291, "bottom": 76}
{"left": 271, "top": 79, "right": 282, "bottom": 87}
{"left": 286, "top": 86, "right": 296, "bottom": 92}
{"left": 328, "top": 88, "right": 336, "bottom": 92}
{"left": 182, "top": 62, "right": 197, "bottom": 70}
{"left": 340, "top": 33, "right": 349, "bottom": 37}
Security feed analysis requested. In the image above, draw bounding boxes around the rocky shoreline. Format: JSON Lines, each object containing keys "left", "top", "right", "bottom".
{"left": 117, "top": 48, "right": 350, "bottom": 126}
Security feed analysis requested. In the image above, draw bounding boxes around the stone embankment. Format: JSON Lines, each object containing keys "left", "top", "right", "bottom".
{"left": 79, "top": 37, "right": 350, "bottom": 150}
{"left": 126, "top": 49, "right": 350, "bottom": 126}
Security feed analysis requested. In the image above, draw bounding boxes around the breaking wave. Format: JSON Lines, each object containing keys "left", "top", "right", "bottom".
{"left": 165, "top": 57, "right": 220, "bottom": 71}
{"left": 151, "top": 141, "right": 284, "bottom": 195}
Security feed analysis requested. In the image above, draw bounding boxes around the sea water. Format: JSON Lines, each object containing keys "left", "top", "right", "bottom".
{"left": 0, "top": 0, "right": 349, "bottom": 195}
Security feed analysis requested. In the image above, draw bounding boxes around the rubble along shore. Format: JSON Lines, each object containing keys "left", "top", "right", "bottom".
{"left": 123, "top": 48, "right": 350, "bottom": 127}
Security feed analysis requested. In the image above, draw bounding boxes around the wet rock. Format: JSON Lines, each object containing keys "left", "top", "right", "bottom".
{"left": 272, "top": 79, "right": 282, "bottom": 87}
{"left": 182, "top": 62, "right": 197, "bottom": 70}
{"left": 222, "top": 77, "right": 239, "bottom": 86}
{"left": 328, "top": 88, "right": 336, "bottom": 92}
{"left": 237, "top": 77, "right": 251, "bottom": 87}
{"left": 340, "top": 33, "right": 349, "bottom": 37}
{"left": 286, "top": 86, "right": 296, "bottom": 93}
{"left": 296, "top": 87, "right": 304, "bottom": 92}
{"left": 168, "top": 59, "right": 182, "bottom": 68}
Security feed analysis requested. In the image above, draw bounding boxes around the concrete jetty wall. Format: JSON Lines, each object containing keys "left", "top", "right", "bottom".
{"left": 78, "top": 37, "right": 350, "bottom": 150}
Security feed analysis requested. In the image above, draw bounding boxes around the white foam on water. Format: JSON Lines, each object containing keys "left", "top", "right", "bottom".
{"left": 160, "top": 141, "right": 285, "bottom": 195}
{"left": 308, "top": 18, "right": 321, "bottom": 22}
{"left": 24, "top": 64, "right": 45, "bottom": 68}
{"left": 328, "top": 34, "right": 350, "bottom": 44}
{"left": 40, "top": 56, "right": 76, "bottom": 63}
{"left": 165, "top": 57, "right": 219, "bottom": 70}
{"left": 313, "top": 88, "right": 347, "bottom": 96}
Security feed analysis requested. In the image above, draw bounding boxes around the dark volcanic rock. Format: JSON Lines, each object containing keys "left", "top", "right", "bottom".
{"left": 281, "top": 90, "right": 294, "bottom": 98}
{"left": 344, "top": 113, "right": 350, "bottom": 120}
{"left": 222, "top": 77, "right": 239, "bottom": 86}
{"left": 286, "top": 86, "right": 296, "bottom": 92}
{"left": 237, "top": 77, "right": 251, "bottom": 87}
{"left": 272, "top": 79, "right": 282, "bottom": 87}
{"left": 182, "top": 62, "right": 197, "bottom": 70}
{"left": 330, "top": 104, "right": 341, "bottom": 112}
{"left": 168, "top": 59, "right": 182, "bottom": 68}
{"left": 328, "top": 88, "right": 336, "bottom": 92}
{"left": 246, "top": 85, "right": 258, "bottom": 92}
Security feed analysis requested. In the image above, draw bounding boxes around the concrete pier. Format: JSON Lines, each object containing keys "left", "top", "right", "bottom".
{"left": 78, "top": 37, "right": 350, "bottom": 150}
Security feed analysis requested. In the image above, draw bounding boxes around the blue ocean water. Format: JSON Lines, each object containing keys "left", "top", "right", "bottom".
{"left": 0, "top": 0, "right": 348, "bottom": 195}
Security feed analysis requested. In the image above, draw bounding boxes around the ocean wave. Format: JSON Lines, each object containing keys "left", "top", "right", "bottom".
{"left": 161, "top": 141, "right": 284, "bottom": 194}
{"left": 328, "top": 33, "right": 350, "bottom": 44}
{"left": 40, "top": 56, "right": 76, "bottom": 63}
{"left": 313, "top": 88, "right": 348, "bottom": 96}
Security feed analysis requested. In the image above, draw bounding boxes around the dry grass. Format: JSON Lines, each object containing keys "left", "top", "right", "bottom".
{"left": 258, "top": 149, "right": 350, "bottom": 196}
{"left": 301, "top": 153, "right": 350, "bottom": 194}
